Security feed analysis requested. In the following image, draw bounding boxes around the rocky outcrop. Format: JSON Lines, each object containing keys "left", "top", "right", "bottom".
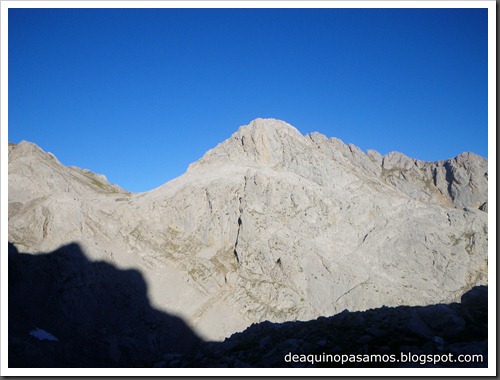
{"left": 8, "top": 119, "right": 488, "bottom": 343}
{"left": 378, "top": 150, "right": 488, "bottom": 211}
{"left": 155, "top": 286, "right": 487, "bottom": 368}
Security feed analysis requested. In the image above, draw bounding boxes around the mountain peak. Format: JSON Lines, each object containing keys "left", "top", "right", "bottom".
{"left": 8, "top": 118, "right": 488, "bottom": 346}
{"left": 239, "top": 118, "right": 302, "bottom": 137}
{"left": 188, "top": 119, "right": 310, "bottom": 171}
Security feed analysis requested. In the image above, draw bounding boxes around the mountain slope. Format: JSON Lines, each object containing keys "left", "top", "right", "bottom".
{"left": 8, "top": 119, "right": 488, "bottom": 340}
{"left": 155, "top": 286, "right": 488, "bottom": 368}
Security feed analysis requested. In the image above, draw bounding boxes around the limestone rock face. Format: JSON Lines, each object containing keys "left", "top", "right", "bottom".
{"left": 8, "top": 119, "right": 488, "bottom": 341}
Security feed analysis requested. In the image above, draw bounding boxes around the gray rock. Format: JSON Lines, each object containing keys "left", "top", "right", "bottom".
{"left": 8, "top": 118, "right": 488, "bottom": 343}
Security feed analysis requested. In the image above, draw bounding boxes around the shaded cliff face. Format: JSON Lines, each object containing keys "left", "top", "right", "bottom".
{"left": 8, "top": 243, "right": 201, "bottom": 368}
{"left": 8, "top": 118, "right": 488, "bottom": 341}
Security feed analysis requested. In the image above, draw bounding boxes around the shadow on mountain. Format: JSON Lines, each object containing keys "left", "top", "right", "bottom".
{"left": 8, "top": 242, "right": 202, "bottom": 368}
{"left": 157, "top": 286, "right": 488, "bottom": 368}
{"left": 8, "top": 242, "right": 488, "bottom": 368}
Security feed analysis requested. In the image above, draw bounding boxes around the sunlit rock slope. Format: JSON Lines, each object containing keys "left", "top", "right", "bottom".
{"left": 8, "top": 118, "right": 488, "bottom": 340}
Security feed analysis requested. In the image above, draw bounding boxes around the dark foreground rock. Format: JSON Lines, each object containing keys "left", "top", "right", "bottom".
{"left": 8, "top": 242, "right": 487, "bottom": 368}
{"left": 8, "top": 243, "right": 202, "bottom": 368}
{"left": 154, "top": 286, "right": 487, "bottom": 368}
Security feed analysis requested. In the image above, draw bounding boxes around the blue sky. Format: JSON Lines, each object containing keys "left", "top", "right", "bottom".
{"left": 8, "top": 7, "right": 488, "bottom": 192}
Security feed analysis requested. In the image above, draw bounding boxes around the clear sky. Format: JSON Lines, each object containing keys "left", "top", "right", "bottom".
{"left": 8, "top": 7, "right": 488, "bottom": 193}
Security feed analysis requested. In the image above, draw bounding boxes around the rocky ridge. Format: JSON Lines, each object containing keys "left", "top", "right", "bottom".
{"left": 8, "top": 118, "right": 488, "bottom": 341}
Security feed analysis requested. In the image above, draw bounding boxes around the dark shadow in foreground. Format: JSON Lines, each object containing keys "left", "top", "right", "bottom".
{"left": 9, "top": 242, "right": 488, "bottom": 368}
{"left": 8, "top": 242, "right": 202, "bottom": 368}
{"left": 158, "top": 287, "right": 488, "bottom": 368}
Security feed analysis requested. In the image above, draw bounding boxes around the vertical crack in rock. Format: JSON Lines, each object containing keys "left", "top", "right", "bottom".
{"left": 233, "top": 196, "right": 243, "bottom": 265}
{"left": 432, "top": 167, "right": 438, "bottom": 187}
{"left": 233, "top": 174, "right": 250, "bottom": 266}
{"left": 42, "top": 217, "right": 49, "bottom": 238}
{"left": 42, "top": 208, "right": 50, "bottom": 239}
{"left": 443, "top": 162, "right": 457, "bottom": 201}
{"left": 205, "top": 189, "right": 213, "bottom": 212}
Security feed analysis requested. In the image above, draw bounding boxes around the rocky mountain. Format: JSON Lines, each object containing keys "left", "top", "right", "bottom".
{"left": 8, "top": 118, "right": 488, "bottom": 346}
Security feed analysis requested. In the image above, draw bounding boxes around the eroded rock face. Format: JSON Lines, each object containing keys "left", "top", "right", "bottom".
{"left": 8, "top": 119, "right": 488, "bottom": 341}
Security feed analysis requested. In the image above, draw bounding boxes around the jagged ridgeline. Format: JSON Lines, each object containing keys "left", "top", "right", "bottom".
{"left": 8, "top": 118, "right": 487, "bottom": 341}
